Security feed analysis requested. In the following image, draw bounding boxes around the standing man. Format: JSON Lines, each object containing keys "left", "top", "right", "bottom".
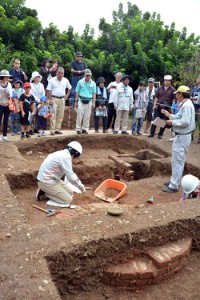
{"left": 113, "top": 75, "right": 133, "bottom": 134}
{"left": 190, "top": 75, "right": 200, "bottom": 143}
{"left": 46, "top": 67, "right": 71, "bottom": 135}
{"left": 107, "top": 72, "right": 122, "bottom": 131}
{"left": 144, "top": 78, "right": 157, "bottom": 133}
{"left": 75, "top": 69, "right": 96, "bottom": 134}
{"left": 148, "top": 75, "right": 175, "bottom": 139}
{"left": 161, "top": 86, "right": 195, "bottom": 193}
{"left": 9, "top": 58, "right": 28, "bottom": 83}
{"left": 70, "top": 52, "right": 86, "bottom": 107}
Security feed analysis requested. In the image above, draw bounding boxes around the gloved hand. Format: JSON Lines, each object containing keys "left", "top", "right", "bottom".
{"left": 78, "top": 183, "right": 85, "bottom": 193}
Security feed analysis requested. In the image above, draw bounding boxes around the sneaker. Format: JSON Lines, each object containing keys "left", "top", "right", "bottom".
{"left": 17, "top": 132, "right": 21, "bottom": 135}
{"left": 121, "top": 131, "right": 129, "bottom": 135}
{"left": 113, "top": 131, "right": 118, "bottom": 134}
{"left": 158, "top": 135, "right": 162, "bottom": 139}
{"left": 55, "top": 130, "right": 62, "bottom": 134}
{"left": 169, "top": 138, "right": 174, "bottom": 142}
{"left": 0, "top": 137, "right": 3, "bottom": 142}
{"left": 11, "top": 132, "right": 15, "bottom": 136}
{"left": 77, "top": 131, "right": 82, "bottom": 134}
{"left": 42, "top": 132, "right": 46, "bottom": 136}
{"left": 148, "top": 134, "right": 154, "bottom": 138}
{"left": 51, "top": 131, "right": 55, "bottom": 136}
{"left": 82, "top": 130, "right": 88, "bottom": 134}
{"left": 26, "top": 133, "right": 31, "bottom": 138}
{"left": 132, "top": 132, "right": 137, "bottom": 135}
{"left": 103, "top": 130, "right": 108, "bottom": 133}
{"left": 38, "top": 132, "right": 42, "bottom": 137}
{"left": 137, "top": 132, "right": 142, "bottom": 136}
{"left": 164, "top": 180, "right": 171, "bottom": 186}
{"left": 162, "top": 186, "right": 178, "bottom": 193}
{"left": 3, "top": 136, "right": 8, "bottom": 141}
{"left": 35, "top": 188, "right": 45, "bottom": 201}
{"left": 21, "top": 134, "right": 25, "bottom": 140}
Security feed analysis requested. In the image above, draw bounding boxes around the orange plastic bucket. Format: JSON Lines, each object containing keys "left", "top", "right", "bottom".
{"left": 94, "top": 179, "right": 127, "bottom": 203}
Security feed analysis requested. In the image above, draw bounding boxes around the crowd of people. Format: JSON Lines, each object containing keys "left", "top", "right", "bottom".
{"left": 0, "top": 53, "right": 199, "bottom": 144}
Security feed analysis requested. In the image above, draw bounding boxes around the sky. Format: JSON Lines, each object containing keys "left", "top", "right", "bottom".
{"left": 25, "top": 0, "right": 200, "bottom": 37}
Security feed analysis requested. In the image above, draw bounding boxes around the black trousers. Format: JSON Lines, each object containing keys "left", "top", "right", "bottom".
{"left": 0, "top": 105, "right": 10, "bottom": 136}
{"left": 107, "top": 103, "right": 116, "bottom": 130}
{"left": 150, "top": 104, "right": 171, "bottom": 136}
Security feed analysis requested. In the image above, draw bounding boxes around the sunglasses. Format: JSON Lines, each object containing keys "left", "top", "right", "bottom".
{"left": 86, "top": 75, "right": 91, "bottom": 77}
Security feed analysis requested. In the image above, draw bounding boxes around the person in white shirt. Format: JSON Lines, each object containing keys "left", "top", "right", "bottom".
{"left": 107, "top": 72, "right": 122, "bottom": 131}
{"left": 30, "top": 71, "right": 45, "bottom": 134}
{"left": 36, "top": 141, "right": 85, "bottom": 204}
{"left": 46, "top": 67, "right": 72, "bottom": 135}
{"left": 113, "top": 75, "right": 133, "bottom": 134}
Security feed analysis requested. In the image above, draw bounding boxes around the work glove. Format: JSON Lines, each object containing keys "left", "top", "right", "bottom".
{"left": 78, "top": 183, "right": 85, "bottom": 193}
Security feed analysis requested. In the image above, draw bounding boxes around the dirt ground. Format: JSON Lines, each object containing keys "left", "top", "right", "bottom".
{"left": 0, "top": 120, "right": 200, "bottom": 300}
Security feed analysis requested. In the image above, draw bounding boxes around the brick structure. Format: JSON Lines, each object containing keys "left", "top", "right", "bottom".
{"left": 108, "top": 155, "right": 134, "bottom": 181}
{"left": 103, "top": 238, "right": 192, "bottom": 287}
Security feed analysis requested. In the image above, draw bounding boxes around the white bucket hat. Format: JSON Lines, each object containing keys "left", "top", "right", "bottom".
{"left": 30, "top": 71, "right": 42, "bottom": 83}
{"left": 164, "top": 75, "right": 172, "bottom": 80}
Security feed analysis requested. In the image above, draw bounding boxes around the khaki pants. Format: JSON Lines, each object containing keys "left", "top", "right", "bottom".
{"left": 76, "top": 101, "right": 92, "bottom": 131}
{"left": 114, "top": 110, "right": 129, "bottom": 132}
{"left": 50, "top": 97, "right": 65, "bottom": 132}
{"left": 38, "top": 180, "right": 73, "bottom": 204}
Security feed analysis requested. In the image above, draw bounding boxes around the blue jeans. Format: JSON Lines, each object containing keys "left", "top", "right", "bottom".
{"left": 10, "top": 112, "right": 21, "bottom": 133}
{"left": 132, "top": 109, "right": 143, "bottom": 133}
{"left": 70, "top": 77, "right": 83, "bottom": 107}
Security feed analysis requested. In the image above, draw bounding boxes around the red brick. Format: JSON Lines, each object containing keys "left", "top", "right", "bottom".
{"left": 169, "top": 260, "right": 179, "bottom": 271}
{"left": 164, "top": 269, "right": 175, "bottom": 279}
{"left": 114, "top": 279, "right": 130, "bottom": 286}
{"left": 153, "top": 276, "right": 163, "bottom": 284}
{"left": 157, "top": 267, "right": 169, "bottom": 276}
{"left": 148, "top": 249, "right": 171, "bottom": 268}
{"left": 136, "top": 279, "right": 148, "bottom": 286}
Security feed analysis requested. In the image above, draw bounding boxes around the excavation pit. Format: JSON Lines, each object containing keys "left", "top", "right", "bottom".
{"left": 1, "top": 133, "right": 200, "bottom": 300}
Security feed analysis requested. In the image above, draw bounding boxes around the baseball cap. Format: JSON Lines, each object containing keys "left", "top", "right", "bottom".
{"left": 164, "top": 75, "right": 172, "bottom": 80}
{"left": 148, "top": 78, "right": 155, "bottom": 83}
{"left": 24, "top": 82, "right": 31, "bottom": 88}
{"left": 139, "top": 81, "right": 145, "bottom": 86}
{"left": 173, "top": 85, "right": 190, "bottom": 94}
{"left": 84, "top": 69, "right": 92, "bottom": 76}
{"left": 76, "top": 51, "right": 83, "bottom": 57}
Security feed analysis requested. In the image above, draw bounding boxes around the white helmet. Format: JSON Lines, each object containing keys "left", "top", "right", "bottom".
{"left": 181, "top": 174, "right": 199, "bottom": 195}
{"left": 67, "top": 141, "right": 82, "bottom": 158}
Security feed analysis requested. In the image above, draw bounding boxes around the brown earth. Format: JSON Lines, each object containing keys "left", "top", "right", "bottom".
{"left": 0, "top": 118, "right": 200, "bottom": 300}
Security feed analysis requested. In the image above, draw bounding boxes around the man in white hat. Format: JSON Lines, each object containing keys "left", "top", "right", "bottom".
{"left": 161, "top": 86, "right": 195, "bottom": 193}
{"left": 148, "top": 75, "right": 176, "bottom": 139}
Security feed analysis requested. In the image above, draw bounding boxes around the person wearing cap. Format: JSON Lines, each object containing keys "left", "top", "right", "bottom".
{"left": 37, "top": 96, "right": 49, "bottom": 137}
{"left": 70, "top": 52, "right": 86, "bottom": 108}
{"left": 178, "top": 174, "right": 199, "bottom": 202}
{"left": 94, "top": 77, "right": 109, "bottom": 133}
{"left": 30, "top": 71, "right": 45, "bottom": 134}
{"left": 148, "top": 75, "right": 176, "bottom": 139}
{"left": 107, "top": 72, "right": 123, "bottom": 131}
{"left": 10, "top": 78, "right": 24, "bottom": 136}
{"left": 9, "top": 58, "right": 28, "bottom": 84}
{"left": 39, "top": 58, "right": 51, "bottom": 89}
{"left": 36, "top": 141, "right": 85, "bottom": 204}
{"left": 19, "top": 82, "right": 36, "bottom": 140}
{"left": 113, "top": 75, "right": 133, "bottom": 134}
{"left": 190, "top": 75, "right": 200, "bottom": 143}
{"left": 75, "top": 69, "right": 96, "bottom": 134}
{"left": 132, "top": 81, "right": 147, "bottom": 135}
{"left": 0, "top": 70, "right": 13, "bottom": 142}
{"left": 144, "top": 78, "right": 157, "bottom": 134}
{"left": 46, "top": 67, "right": 72, "bottom": 135}
{"left": 161, "top": 86, "right": 195, "bottom": 193}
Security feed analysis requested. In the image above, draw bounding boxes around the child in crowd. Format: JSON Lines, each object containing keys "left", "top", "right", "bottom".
{"left": 30, "top": 71, "right": 45, "bottom": 134}
{"left": 19, "top": 82, "right": 35, "bottom": 140}
{"left": 10, "top": 78, "right": 24, "bottom": 136}
{"left": 37, "top": 96, "right": 49, "bottom": 137}
{"left": 132, "top": 81, "right": 147, "bottom": 135}
{"left": 169, "top": 101, "right": 179, "bottom": 142}
{"left": 94, "top": 77, "right": 108, "bottom": 133}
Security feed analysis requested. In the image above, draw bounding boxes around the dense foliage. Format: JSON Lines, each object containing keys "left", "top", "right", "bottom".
{"left": 0, "top": 0, "right": 200, "bottom": 87}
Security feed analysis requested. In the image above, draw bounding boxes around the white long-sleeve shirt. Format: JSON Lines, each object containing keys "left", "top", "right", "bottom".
{"left": 30, "top": 82, "right": 45, "bottom": 103}
{"left": 114, "top": 85, "right": 133, "bottom": 110}
{"left": 37, "top": 149, "right": 80, "bottom": 185}
{"left": 170, "top": 99, "right": 195, "bottom": 134}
